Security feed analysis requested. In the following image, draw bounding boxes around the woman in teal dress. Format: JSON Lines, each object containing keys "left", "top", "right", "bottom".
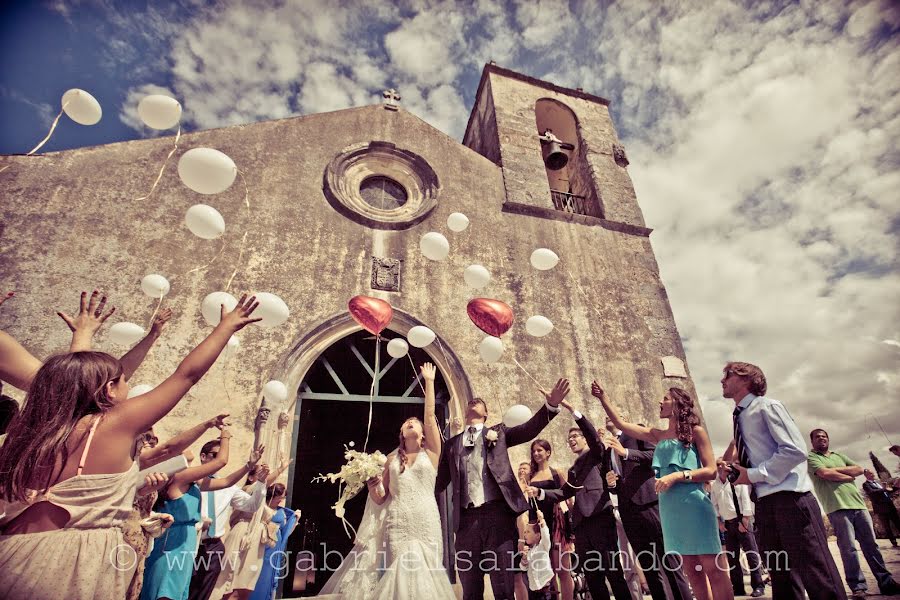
{"left": 141, "top": 427, "right": 234, "bottom": 600}
{"left": 249, "top": 483, "right": 299, "bottom": 600}
{"left": 592, "top": 381, "right": 733, "bottom": 600}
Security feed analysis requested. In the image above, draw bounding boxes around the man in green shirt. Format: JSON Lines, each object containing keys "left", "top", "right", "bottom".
{"left": 807, "top": 429, "right": 900, "bottom": 598}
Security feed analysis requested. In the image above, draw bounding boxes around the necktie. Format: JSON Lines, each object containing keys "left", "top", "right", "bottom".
{"left": 732, "top": 406, "right": 750, "bottom": 468}
{"left": 464, "top": 426, "right": 477, "bottom": 447}
{"left": 206, "top": 489, "right": 218, "bottom": 538}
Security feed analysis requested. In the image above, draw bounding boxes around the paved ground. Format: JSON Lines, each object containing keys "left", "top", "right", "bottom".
{"left": 459, "top": 538, "right": 900, "bottom": 600}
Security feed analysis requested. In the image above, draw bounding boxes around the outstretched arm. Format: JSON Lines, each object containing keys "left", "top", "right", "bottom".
{"left": 591, "top": 381, "right": 660, "bottom": 444}
{"left": 119, "top": 308, "right": 172, "bottom": 381}
{"left": 267, "top": 458, "right": 294, "bottom": 486}
{"left": 106, "top": 294, "right": 261, "bottom": 438}
{"left": 141, "top": 413, "right": 229, "bottom": 469}
{"left": 204, "top": 446, "right": 266, "bottom": 491}
{"left": 0, "top": 330, "right": 41, "bottom": 391}
{"left": 420, "top": 362, "right": 442, "bottom": 462}
{"left": 505, "top": 378, "right": 569, "bottom": 447}
{"left": 171, "top": 430, "right": 232, "bottom": 492}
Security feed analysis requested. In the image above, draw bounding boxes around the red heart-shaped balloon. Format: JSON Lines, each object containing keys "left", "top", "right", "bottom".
{"left": 467, "top": 298, "right": 514, "bottom": 337}
{"left": 348, "top": 295, "right": 393, "bottom": 335}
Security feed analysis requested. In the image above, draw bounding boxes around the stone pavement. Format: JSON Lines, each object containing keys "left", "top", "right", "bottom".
{"left": 456, "top": 538, "right": 900, "bottom": 599}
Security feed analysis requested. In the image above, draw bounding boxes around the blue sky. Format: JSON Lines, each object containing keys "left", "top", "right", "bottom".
{"left": 2, "top": 0, "right": 899, "bottom": 465}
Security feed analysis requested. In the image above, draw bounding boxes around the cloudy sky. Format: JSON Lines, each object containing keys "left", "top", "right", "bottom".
{"left": 1, "top": 0, "right": 898, "bottom": 468}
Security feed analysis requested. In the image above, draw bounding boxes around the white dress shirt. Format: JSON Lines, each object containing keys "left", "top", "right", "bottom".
{"left": 524, "top": 521, "right": 553, "bottom": 591}
{"left": 710, "top": 477, "right": 754, "bottom": 521}
{"left": 199, "top": 480, "right": 266, "bottom": 539}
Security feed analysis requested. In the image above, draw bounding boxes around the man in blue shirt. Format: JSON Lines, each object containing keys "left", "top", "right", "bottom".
{"left": 722, "top": 361, "right": 845, "bottom": 600}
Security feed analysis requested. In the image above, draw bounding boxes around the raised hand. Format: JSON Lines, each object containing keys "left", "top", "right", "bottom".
{"left": 541, "top": 378, "right": 570, "bottom": 408}
{"left": 255, "top": 463, "right": 271, "bottom": 482}
{"left": 207, "top": 414, "right": 230, "bottom": 430}
{"left": 590, "top": 380, "right": 606, "bottom": 401}
{"left": 607, "top": 436, "right": 627, "bottom": 458}
{"left": 150, "top": 307, "right": 173, "bottom": 335}
{"left": 218, "top": 294, "right": 262, "bottom": 332}
{"left": 420, "top": 362, "right": 436, "bottom": 382}
{"left": 58, "top": 290, "right": 116, "bottom": 335}
{"left": 249, "top": 444, "right": 266, "bottom": 466}
{"left": 558, "top": 399, "right": 574, "bottom": 412}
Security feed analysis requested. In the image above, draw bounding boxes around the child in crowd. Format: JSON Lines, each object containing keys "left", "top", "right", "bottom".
{"left": 520, "top": 510, "right": 553, "bottom": 600}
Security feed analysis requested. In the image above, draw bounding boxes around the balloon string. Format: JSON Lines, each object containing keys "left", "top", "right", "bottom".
{"left": 238, "top": 170, "right": 251, "bottom": 210}
{"left": 135, "top": 126, "right": 181, "bottom": 202}
{"left": 169, "top": 237, "right": 228, "bottom": 283}
{"left": 510, "top": 355, "right": 544, "bottom": 391}
{"left": 406, "top": 353, "right": 427, "bottom": 397}
{"left": 145, "top": 294, "right": 164, "bottom": 331}
{"left": 224, "top": 232, "right": 248, "bottom": 292}
{"left": 363, "top": 335, "right": 380, "bottom": 453}
{"left": 26, "top": 101, "right": 70, "bottom": 156}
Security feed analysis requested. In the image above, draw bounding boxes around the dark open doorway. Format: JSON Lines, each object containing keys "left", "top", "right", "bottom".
{"left": 281, "top": 329, "right": 452, "bottom": 597}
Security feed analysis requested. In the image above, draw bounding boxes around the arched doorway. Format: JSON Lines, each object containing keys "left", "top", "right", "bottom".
{"left": 276, "top": 312, "right": 471, "bottom": 596}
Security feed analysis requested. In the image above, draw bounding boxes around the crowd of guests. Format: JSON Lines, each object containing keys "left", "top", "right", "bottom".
{"left": 0, "top": 288, "right": 899, "bottom": 600}
{"left": 0, "top": 291, "right": 299, "bottom": 600}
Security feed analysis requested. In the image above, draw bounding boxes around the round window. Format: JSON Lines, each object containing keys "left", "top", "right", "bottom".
{"left": 359, "top": 176, "right": 408, "bottom": 210}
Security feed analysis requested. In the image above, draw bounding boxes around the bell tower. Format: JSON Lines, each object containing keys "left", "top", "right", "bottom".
{"left": 463, "top": 64, "right": 647, "bottom": 233}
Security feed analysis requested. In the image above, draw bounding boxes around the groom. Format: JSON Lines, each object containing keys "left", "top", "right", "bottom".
{"left": 436, "top": 378, "right": 569, "bottom": 600}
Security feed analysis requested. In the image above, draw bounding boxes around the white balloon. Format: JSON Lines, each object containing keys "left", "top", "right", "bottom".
{"left": 530, "top": 248, "right": 560, "bottom": 271}
{"left": 185, "top": 204, "right": 226, "bottom": 240}
{"left": 61, "top": 89, "right": 101, "bottom": 125}
{"left": 226, "top": 335, "right": 240, "bottom": 348}
{"left": 253, "top": 292, "right": 290, "bottom": 328}
{"left": 407, "top": 325, "right": 436, "bottom": 348}
{"left": 263, "top": 380, "right": 288, "bottom": 403}
{"left": 108, "top": 322, "right": 145, "bottom": 345}
{"left": 463, "top": 264, "right": 491, "bottom": 289}
{"left": 140, "top": 274, "right": 170, "bottom": 298}
{"left": 128, "top": 383, "right": 154, "bottom": 399}
{"left": 503, "top": 404, "right": 533, "bottom": 428}
{"left": 201, "top": 291, "right": 237, "bottom": 326}
{"left": 525, "top": 315, "right": 554, "bottom": 337}
{"left": 178, "top": 148, "right": 237, "bottom": 195}
{"left": 386, "top": 338, "right": 409, "bottom": 358}
{"left": 447, "top": 212, "right": 469, "bottom": 232}
{"left": 420, "top": 232, "right": 450, "bottom": 261}
{"left": 478, "top": 336, "right": 504, "bottom": 363}
{"left": 137, "top": 94, "right": 182, "bottom": 130}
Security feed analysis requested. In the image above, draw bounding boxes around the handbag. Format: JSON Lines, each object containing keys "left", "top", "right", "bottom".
{"left": 261, "top": 520, "right": 280, "bottom": 548}
{"left": 140, "top": 512, "right": 174, "bottom": 539}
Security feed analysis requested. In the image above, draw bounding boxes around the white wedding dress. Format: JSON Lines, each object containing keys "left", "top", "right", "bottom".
{"left": 318, "top": 450, "right": 455, "bottom": 600}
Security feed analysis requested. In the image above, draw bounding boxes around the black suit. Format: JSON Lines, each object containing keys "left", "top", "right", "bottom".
{"left": 543, "top": 414, "right": 631, "bottom": 600}
{"left": 608, "top": 433, "right": 692, "bottom": 600}
{"left": 862, "top": 480, "right": 900, "bottom": 544}
{"left": 436, "top": 405, "right": 557, "bottom": 600}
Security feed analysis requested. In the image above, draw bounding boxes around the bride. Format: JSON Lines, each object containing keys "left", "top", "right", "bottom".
{"left": 317, "top": 362, "right": 455, "bottom": 600}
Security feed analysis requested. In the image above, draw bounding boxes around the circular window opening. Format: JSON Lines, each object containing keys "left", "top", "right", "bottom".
{"left": 359, "top": 176, "right": 408, "bottom": 210}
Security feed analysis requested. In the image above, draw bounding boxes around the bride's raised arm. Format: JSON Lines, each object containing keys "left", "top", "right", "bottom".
{"left": 420, "top": 362, "right": 442, "bottom": 464}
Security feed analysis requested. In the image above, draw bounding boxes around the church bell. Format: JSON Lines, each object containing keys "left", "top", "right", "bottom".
{"left": 544, "top": 140, "right": 569, "bottom": 170}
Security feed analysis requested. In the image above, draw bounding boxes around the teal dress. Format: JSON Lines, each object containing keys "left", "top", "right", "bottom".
{"left": 140, "top": 484, "right": 202, "bottom": 600}
{"left": 652, "top": 438, "right": 721, "bottom": 556}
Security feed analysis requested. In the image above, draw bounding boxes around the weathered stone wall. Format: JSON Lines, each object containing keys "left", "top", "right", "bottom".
{"left": 1, "top": 79, "right": 694, "bottom": 481}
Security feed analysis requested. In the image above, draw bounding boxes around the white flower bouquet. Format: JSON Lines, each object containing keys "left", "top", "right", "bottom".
{"left": 313, "top": 445, "right": 387, "bottom": 536}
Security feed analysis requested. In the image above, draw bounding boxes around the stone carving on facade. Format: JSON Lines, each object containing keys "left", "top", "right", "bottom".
{"left": 382, "top": 88, "right": 401, "bottom": 111}
{"left": 613, "top": 142, "right": 629, "bottom": 167}
{"left": 371, "top": 256, "right": 401, "bottom": 292}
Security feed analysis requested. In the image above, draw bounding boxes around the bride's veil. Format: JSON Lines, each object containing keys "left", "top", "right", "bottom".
{"left": 317, "top": 450, "right": 396, "bottom": 599}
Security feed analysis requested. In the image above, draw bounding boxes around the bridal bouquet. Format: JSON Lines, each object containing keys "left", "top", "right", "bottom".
{"left": 313, "top": 445, "right": 387, "bottom": 528}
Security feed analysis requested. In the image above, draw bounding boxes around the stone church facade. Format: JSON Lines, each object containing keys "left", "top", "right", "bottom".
{"left": 0, "top": 64, "right": 696, "bottom": 591}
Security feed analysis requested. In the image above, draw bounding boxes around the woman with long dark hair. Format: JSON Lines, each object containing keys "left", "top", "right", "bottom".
{"left": 0, "top": 295, "right": 260, "bottom": 600}
{"left": 593, "top": 381, "right": 732, "bottom": 600}
{"left": 528, "top": 439, "right": 575, "bottom": 600}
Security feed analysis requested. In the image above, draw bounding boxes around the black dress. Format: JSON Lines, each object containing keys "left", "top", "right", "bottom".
{"left": 530, "top": 470, "right": 564, "bottom": 535}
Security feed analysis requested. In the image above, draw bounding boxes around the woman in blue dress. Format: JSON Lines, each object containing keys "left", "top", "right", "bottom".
{"left": 249, "top": 483, "right": 298, "bottom": 600}
{"left": 141, "top": 427, "right": 234, "bottom": 600}
{"left": 592, "top": 381, "right": 733, "bottom": 600}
